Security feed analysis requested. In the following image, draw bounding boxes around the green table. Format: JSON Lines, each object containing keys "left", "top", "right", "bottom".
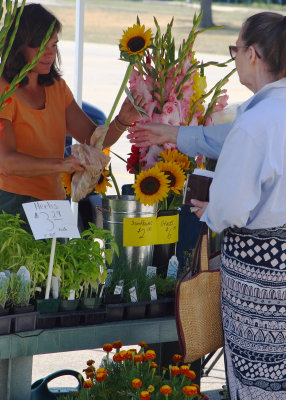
{"left": 0, "top": 317, "right": 177, "bottom": 400}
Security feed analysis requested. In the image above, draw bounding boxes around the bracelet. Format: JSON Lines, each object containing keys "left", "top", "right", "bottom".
{"left": 113, "top": 116, "right": 126, "bottom": 133}
{"left": 116, "top": 115, "right": 131, "bottom": 127}
{"left": 113, "top": 116, "right": 130, "bottom": 132}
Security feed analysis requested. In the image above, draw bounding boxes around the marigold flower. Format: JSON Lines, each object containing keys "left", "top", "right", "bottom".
{"left": 180, "top": 365, "right": 190, "bottom": 375}
{"left": 83, "top": 379, "right": 93, "bottom": 389}
{"left": 145, "top": 350, "right": 156, "bottom": 360}
{"left": 96, "top": 372, "right": 107, "bottom": 382}
{"left": 138, "top": 341, "right": 148, "bottom": 348}
{"left": 83, "top": 366, "right": 95, "bottom": 374}
{"left": 86, "top": 371, "right": 94, "bottom": 379}
{"left": 160, "top": 385, "right": 172, "bottom": 395}
{"left": 147, "top": 384, "right": 155, "bottom": 393}
{"left": 112, "top": 340, "right": 122, "bottom": 349}
{"left": 149, "top": 361, "right": 158, "bottom": 369}
{"left": 182, "top": 385, "right": 198, "bottom": 396}
{"left": 103, "top": 343, "right": 113, "bottom": 352}
{"left": 132, "top": 378, "right": 143, "bottom": 388}
{"left": 172, "top": 354, "right": 183, "bottom": 363}
{"left": 134, "top": 354, "right": 143, "bottom": 363}
{"left": 140, "top": 390, "right": 151, "bottom": 400}
{"left": 113, "top": 353, "right": 122, "bottom": 362}
{"left": 86, "top": 359, "right": 95, "bottom": 366}
{"left": 118, "top": 350, "right": 128, "bottom": 360}
{"left": 96, "top": 367, "right": 107, "bottom": 375}
{"left": 186, "top": 369, "right": 196, "bottom": 380}
{"left": 171, "top": 366, "right": 180, "bottom": 376}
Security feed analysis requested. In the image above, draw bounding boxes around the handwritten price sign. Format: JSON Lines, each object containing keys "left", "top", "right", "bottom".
{"left": 22, "top": 200, "right": 80, "bottom": 240}
{"left": 123, "top": 214, "right": 179, "bottom": 247}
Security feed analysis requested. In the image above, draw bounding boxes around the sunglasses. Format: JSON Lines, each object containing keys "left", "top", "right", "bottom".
{"left": 229, "top": 45, "right": 261, "bottom": 60}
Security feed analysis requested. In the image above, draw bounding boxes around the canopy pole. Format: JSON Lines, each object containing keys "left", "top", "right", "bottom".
{"left": 72, "top": 0, "right": 85, "bottom": 219}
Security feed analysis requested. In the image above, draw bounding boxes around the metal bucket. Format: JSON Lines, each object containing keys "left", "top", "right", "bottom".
{"left": 102, "top": 195, "right": 157, "bottom": 268}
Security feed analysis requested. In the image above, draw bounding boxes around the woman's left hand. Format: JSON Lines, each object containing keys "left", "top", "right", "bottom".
{"left": 117, "top": 92, "right": 147, "bottom": 126}
{"left": 191, "top": 199, "right": 208, "bottom": 219}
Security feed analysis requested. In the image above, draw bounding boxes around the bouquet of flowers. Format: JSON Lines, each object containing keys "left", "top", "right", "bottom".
{"left": 60, "top": 340, "right": 209, "bottom": 400}
{"left": 120, "top": 13, "right": 235, "bottom": 210}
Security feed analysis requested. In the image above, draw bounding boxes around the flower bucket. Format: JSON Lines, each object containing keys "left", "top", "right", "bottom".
{"left": 102, "top": 195, "right": 157, "bottom": 268}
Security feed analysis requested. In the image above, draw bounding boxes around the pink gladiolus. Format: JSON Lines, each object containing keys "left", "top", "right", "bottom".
{"left": 142, "top": 145, "right": 162, "bottom": 169}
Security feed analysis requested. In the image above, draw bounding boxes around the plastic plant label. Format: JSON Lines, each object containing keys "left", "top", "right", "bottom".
{"left": 129, "top": 286, "right": 138, "bottom": 303}
{"left": 51, "top": 276, "right": 59, "bottom": 299}
{"left": 150, "top": 284, "right": 157, "bottom": 301}
{"left": 22, "top": 200, "right": 80, "bottom": 240}
{"left": 167, "top": 255, "right": 179, "bottom": 279}
{"left": 114, "top": 285, "right": 123, "bottom": 295}
{"left": 105, "top": 269, "right": 113, "bottom": 287}
{"left": 68, "top": 289, "right": 75, "bottom": 300}
{"left": 146, "top": 266, "right": 157, "bottom": 277}
{"left": 99, "top": 284, "right": 105, "bottom": 298}
{"left": 123, "top": 216, "right": 156, "bottom": 247}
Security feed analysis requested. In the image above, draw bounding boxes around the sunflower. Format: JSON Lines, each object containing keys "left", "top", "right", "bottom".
{"left": 156, "top": 161, "right": 186, "bottom": 194}
{"left": 132, "top": 166, "right": 170, "bottom": 206}
{"left": 120, "top": 24, "right": 152, "bottom": 56}
{"left": 159, "top": 149, "right": 191, "bottom": 172}
{"left": 61, "top": 172, "right": 72, "bottom": 196}
{"left": 95, "top": 170, "right": 112, "bottom": 195}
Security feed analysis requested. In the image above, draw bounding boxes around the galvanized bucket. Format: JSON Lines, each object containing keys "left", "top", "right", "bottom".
{"left": 102, "top": 195, "right": 157, "bottom": 268}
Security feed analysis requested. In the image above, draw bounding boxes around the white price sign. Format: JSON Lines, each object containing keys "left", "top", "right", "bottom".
{"left": 22, "top": 200, "right": 80, "bottom": 240}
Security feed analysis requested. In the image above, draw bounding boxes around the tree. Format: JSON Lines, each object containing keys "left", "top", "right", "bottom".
{"left": 200, "top": 0, "right": 214, "bottom": 27}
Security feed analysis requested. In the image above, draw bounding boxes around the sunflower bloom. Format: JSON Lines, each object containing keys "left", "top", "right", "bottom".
{"left": 120, "top": 24, "right": 152, "bottom": 56}
{"left": 61, "top": 172, "right": 72, "bottom": 196}
{"left": 132, "top": 166, "right": 170, "bottom": 206}
{"left": 95, "top": 170, "right": 112, "bottom": 195}
{"left": 159, "top": 149, "right": 191, "bottom": 172}
{"left": 140, "top": 391, "right": 151, "bottom": 400}
{"left": 156, "top": 161, "right": 186, "bottom": 194}
{"left": 132, "top": 378, "right": 143, "bottom": 388}
{"left": 182, "top": 385, "right": 198, "bottom": 396}
{"left": 160, "top": 385, "right": 172, "bottom": 395}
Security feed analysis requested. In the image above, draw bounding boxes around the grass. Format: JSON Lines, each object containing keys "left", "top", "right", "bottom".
{"left": 45, "top": 0, "right": 286, "bottom": 56}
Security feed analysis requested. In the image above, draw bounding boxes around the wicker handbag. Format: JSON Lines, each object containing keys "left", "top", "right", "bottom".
{"left": 175, "top": 229, "right": 223, "bottom": 363}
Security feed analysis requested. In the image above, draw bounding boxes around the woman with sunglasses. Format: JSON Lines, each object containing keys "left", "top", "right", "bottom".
{"left": 129, "top": 12, "right": 286, "bottom": 400}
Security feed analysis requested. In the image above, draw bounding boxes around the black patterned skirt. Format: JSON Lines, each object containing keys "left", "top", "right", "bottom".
{"left": 221, "top": 226, "right": 286, "bottom": 400}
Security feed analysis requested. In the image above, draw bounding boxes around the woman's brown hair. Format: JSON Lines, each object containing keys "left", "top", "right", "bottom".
{"left": 242, "top": 12, "right": 286, "bottom": 78}
{"left": 3, "top": 3, "right": 62, "bottom": 86}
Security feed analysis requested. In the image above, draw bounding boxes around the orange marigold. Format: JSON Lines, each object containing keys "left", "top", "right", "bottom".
{"left": 160, "top": 385, "right": 172, "bottom": 395}
{"left": 134, "top": 354, "right": 143, "bottom": 363}
{"left": 140, "top": 391, "right": 151, "bottom": 400}
{"left": 113, "top": 353, "right": 122, "bottom": 362}
{"left": 86, "top": 371, "right": 94, "bottom": 379}
{"left": 95, "top": 372, "right": 107, "bottom": 383}
{"left": 150, "top": 361, "right": 158, "bottom": 369}
{"left": 172, "top": 354, "right": 183, "bottom": 363}
{"left": 86, "top": 359, "right": 95, "bottom": 366}
{"left": 171, "top": 366, "right": 180, "bottom": 376}
{"left": 112, "top": 340, "right": 122, "bottom": 349}
{"left": 132, "top": 378, "right": 143, "bottom": 388}
{"left": 118, "top": 350, "right": 128, "bottom": 360}
{"left": 145, "top": 350, "right": 156, "bottom": 360}
{"left": 83, "top": 379, "right": 93, "bottom": 389}
{"left": 180, "top": 365, "right": 190, "bottom": 375}
{"left": 186, "top": 369, "right": 196, "bottom": 380}
{"left": 138, "top": 341, "right": 148, "bottom": 348}
{"left": 182, "top": 385, "right": 198, "bottom": 396}
{"left": 96, "top": 367, "right": 107, "bottom": 375}
{"left": 103, "top": 343, "right": 113, "bottom": 352}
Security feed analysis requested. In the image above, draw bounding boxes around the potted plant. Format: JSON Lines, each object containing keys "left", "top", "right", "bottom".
{"left": 0, "top": 272, "right": 12, "bottom": 335}
{"left": 146, "top": 274, "right": 177, "bottom": 318}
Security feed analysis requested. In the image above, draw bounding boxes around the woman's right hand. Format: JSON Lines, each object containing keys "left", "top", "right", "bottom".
{"left": 127, "top": 123, "right": 179, "bottom": 147}
{"left": 61, "top": 155, "right": 84, "bottom": 174}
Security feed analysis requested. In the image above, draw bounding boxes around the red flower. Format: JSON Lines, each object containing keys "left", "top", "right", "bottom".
{"left": 140, "top": 391, "right": 151, "bottom": 400}
{"left": 186, "top": 369, "right": 196, "bottom": 380}
{"left": 83, "top": 379, "right": 93, "bottom": 389}
{"left": 145, "top": 350, "right": 156, "bottom": 360}
{"left": 112, "top": 340, "right": 122, "bottom": 349}
{"left": 182, "top": 385, "right": 198, "bottom": 396}
{"left": 132, "top": 378, "right": 143, "bottom": 388}
{"left": 127, "top": 145, "right": 140, "bottom": 174}
{"left": 172, "top": 354, "right": 183, "bottom": 363}
{"left": 103, "top": 343, "right": 113, "bottom": 353}
{"left": 171, "top": 366, "right": 180, "bottom": 376}
{"left": 160, "top": 385, "right": 172, "bottom": 395}
{"left": 95, "top": 372, "right": 106, "bottom": 383}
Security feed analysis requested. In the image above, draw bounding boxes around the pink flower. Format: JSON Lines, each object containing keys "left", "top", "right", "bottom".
{"left": 141, "top": 145, "right": 162, "bottom": 169}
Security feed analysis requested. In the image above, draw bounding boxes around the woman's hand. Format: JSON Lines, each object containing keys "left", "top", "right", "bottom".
{"left": 127, "top": 123, "right": 179, "bottom": 147}
{"left": 117, "top": 92, "right": 147, "bottom": 126}
{"left": 61, "top": 155, "right": 84, "bottom": 174}
{"left": 191, "top": 199, "right": 208, "bottom": 219}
